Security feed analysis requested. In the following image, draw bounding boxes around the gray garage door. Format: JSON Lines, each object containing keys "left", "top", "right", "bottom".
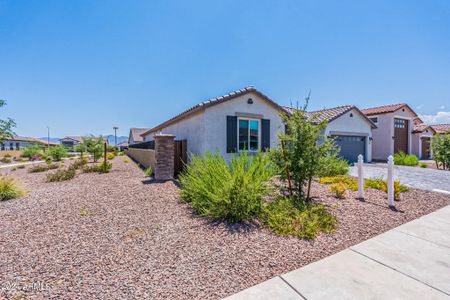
{"left": 332, "top": 135, "right": 365, "bottom": 163}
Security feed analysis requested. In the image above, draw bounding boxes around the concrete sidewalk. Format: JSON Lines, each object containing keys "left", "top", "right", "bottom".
{"left": 225, "top": 205, "right": 450, "bottom": 300}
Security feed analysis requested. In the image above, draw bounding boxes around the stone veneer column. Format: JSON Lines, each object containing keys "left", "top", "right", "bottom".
{"left": 154, "top": 134, "right": 176, "bottom": 180}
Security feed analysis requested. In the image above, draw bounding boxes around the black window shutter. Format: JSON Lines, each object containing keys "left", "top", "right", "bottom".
{"left": 261, "top": 119, "right": 270, "bottom": 151}
{"left": 226, "top": 116, "right": 237, "bottom": 153}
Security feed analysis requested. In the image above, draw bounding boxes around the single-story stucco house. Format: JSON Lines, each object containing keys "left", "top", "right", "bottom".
{"left": 361, "top": 103, "right": 419, "bottom": 161}
{"left": 60, "top": 136, "right": 108, "bottom": 150}
{"left": 140, "top": 86, "right": 374, "bottom": 163}
{"left": 0, "top": 136, "right": 58, "bottom": 151}
{"left": 411, "top": 123, "right": 435, "bottom": 159}
{"left": 128, "top": 128, "right": 150, "bottom": 146}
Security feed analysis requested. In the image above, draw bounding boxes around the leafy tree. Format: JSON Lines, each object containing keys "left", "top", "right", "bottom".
{"left": 82, "top": 135, "right": 104, "bottom": 162}
{"left": 432, "top": 134, "right": 450, "bottom": 170}
{"left": 74, "top": 143, "right": 87, "bottom": 157}
{"left": 0, "top": 99, "right": 16, "bottom": 142}
{"left": 271, "top": 100, "right": 334, "bottom": 205}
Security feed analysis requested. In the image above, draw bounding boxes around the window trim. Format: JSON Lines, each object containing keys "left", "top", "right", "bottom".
{"left": 237, "top": 117, "right": 261, "bottom": 152}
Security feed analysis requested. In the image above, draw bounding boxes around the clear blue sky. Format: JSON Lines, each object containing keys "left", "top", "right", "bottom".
{"left": 1, "top": 0, "right": 450, "bottom": 137}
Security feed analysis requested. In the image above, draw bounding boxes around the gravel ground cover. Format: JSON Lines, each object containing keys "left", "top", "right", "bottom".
{"left": 1, "top": 157, "right": 449, "bottom": 299}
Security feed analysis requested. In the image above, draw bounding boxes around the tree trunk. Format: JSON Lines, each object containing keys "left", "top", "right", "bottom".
{"left": 306, "top": 176, "right": 312, "bottom": 201}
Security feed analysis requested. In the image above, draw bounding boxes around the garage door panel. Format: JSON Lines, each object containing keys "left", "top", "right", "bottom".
{"left": 333, "top": 135, "right": 365, "bottom": 163}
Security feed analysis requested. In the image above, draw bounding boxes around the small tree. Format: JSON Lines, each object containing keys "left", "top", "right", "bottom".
{"left": 82, "top": 135, "right": 104, "bottom": 162}
{"left": 432, "top": 134, "right": 450, "bottom": 170}
{"left": 0, "top": 99, "right": 16, "bottom": 142}
{"left": 48, "top": 145, "right": 68, "bottom": 161}
{"left": 271, "top": 101, "right": 334, "bottom": 205}
{"left": 74, "top": 143, "right": 87, "bottom": 158}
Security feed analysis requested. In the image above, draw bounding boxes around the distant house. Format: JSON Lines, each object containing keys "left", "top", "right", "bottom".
{"left": 117, "top": 141, "right": 129, "bottom": 151}
{"left": 60, "top": 136, "right": 84, "bottom": 150}
{"left": 412, "top": 124, "right": 435, "bottom": 159}
{"left": 0, "top": 136, "right": 58, "bottom": 151}
{"left": 128, "top": 128, "right": 150, "bottom": 146}
{"left": 361, "top": 103, "right": 419, "bottom": 161}
{"left": 430, "top": 124, "right": 450, "bottom": 134}
{"left": 139, "top": 86, "right": 375, "bottom": 163}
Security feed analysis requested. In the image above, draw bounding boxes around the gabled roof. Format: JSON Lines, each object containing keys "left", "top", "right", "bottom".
{"left": 282, "top": 105, "right": 377, "bottom": 128}
{"left": 430, "top": 124, "right": 450, "bottom": 134}
{"left": 5, "top": 136, "right": 58, "bottom": 145}
{"left": 361, "top": 103, "right": 418, "bottom": 117}
{"left": 412, "top": 124, "right": 436, "bottom": 134}
{"left": 60, "top": 136, "right": 83, "bottom": 143}
{"left": 141, "top": 86, "right": 285, "bottom": 136}
{"left": 129, "top": 128, "right": 149, "bottom": 142}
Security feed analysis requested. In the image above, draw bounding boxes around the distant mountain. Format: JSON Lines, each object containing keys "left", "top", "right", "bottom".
{"left": 38, "top": 135, "right": 128, "bottom": 145}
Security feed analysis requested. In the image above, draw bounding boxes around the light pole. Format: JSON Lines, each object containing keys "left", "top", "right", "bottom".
{"left": 113, "top": 126, "right": 118, "bottom": 147}
{"left": 47, "top": 126, "right": 50, "bottom": 150}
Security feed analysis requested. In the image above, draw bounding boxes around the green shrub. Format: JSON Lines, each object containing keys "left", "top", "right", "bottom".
{"left": 317, "top": 154, "right": 349, "bottom": 177}
{"left": 17, "top": 165, "right": 25, "bottom": 169}
{"left": 21, "top": 144, "right": 42, "bottom": 158}
{"left": 106, "top": 152, "right": 115, "bottom": 160}
{"left": 118, "top": 152, "right": 124, "bottom": 156}
{"left": 82, "top": 161, "right": 112, "bottom": 173}
{"left": 0, "top": 157, "right": 11, "bottom": 163}
{"left": 144, "top": 166, "right": 153, "bottom": 177}
{"left": 365, "top": 178, "right": 409, "bottom": 200}
{"left": 394, "top": 152, "right": 419, "bottom": 166}
{"left": 46, "top": 168, "right": 76, "bottom": 182}
{"left": 432, "top": 134, "right": 450, "bottom": 170}
{"left": 419, "top": 162, "right": 428, "bottom": 168}
{"left": 70, "top": 158, "right": 88, "bottom": 170}
{"left": 0, "top": 176, "right": 26, "bottom": 200}
{"left": 179, "top": 151, "right": 274, "bottom": 223}
{"left": 4, "top": 154, "right": 11, "bottom": 158}
{"left": 261, "top": 197, "right": 336, "bottom": 239}
{"left": 123, "top": 157, "right": 129, "bottom": 163}
{"left": 329, "top": 182, "right": 347, "bottom": 199}
{"left": 28, "top": 163, "right": 58, "bottom": 173}
{"left": 48, "top": 145, "right": 68, "bottom": 161}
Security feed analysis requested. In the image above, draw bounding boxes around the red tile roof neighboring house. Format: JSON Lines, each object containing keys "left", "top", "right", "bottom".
{"left": 412, "top": 124, "right": 436, "bottom": 134}
{"left": 430, "top": 124, "right": 450, "bottom": 134}
{"left": 129, "top": 128, "right": 149, "bottom": 143}
{"left": 141, "top": 86, "right": 286, "bottom": 137}
{"left": 283, "top": 105, "right": 377, "bottom": 128}
{"left": 4, "top": 136, "right": 58, "bottom": 145}
{"left": 361, "top": 103, "right": 418, "bottom": 117}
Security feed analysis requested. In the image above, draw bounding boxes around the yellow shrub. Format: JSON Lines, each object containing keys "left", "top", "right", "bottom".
{"left": 329, "top": 182, "right": 347, "bottom": 199}
{"left": 320, "top": 176, "right": 358, "bottom": 191}
{"left": 107, "top": 153, "right": 115, "bottom": 160}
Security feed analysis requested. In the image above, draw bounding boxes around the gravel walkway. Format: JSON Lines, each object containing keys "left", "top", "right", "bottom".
{"left": 1, "top": 158, "right": 450, "bottom": 299}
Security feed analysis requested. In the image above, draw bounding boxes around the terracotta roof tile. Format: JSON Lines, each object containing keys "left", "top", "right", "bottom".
{"left": 361, "top": 103, "right": 415, "bottom": 116}
{"left": 412, "top": 124, "right": 435, "bottom": 134}
{"left": 430, "top": 124, "right": 450, "bottom": 134}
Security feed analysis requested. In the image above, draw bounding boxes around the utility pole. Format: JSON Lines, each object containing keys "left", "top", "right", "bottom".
{"left": 113, "top": 126, "right": 118, "bottom": 147}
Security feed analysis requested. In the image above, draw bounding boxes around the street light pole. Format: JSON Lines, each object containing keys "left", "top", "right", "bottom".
{"left": 113, "top": 126, "right": 118, "bottom": 147}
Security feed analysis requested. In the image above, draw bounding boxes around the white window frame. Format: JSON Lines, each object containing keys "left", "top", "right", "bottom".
{"left": 237, "top": 117, "right": 261, "bottom": 152}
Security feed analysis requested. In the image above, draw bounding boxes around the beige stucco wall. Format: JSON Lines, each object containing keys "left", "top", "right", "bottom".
{"left": 324, "top": 108, "right": 373, "bottom": 162}
{"left": 125, "top": 148, "right": 155, "bottom": 169}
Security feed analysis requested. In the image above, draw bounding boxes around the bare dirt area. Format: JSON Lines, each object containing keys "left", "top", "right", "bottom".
{"left": 1, "top": 158, "right": 449, "bottom": 299}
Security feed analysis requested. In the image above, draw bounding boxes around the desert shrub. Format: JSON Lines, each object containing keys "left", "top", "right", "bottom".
{"left": 0, "top": 157, "right": 11, "bottom": 163}
{"left": 107, "top": 152, "right": 115, "bottom": 160}
{"left": 365, "top": 178, "right": 409, "bottom": 200}
{"left": 394, "top": 152, "right": 419, "bottom": 166}
{"left": 11, "top": 167, "right": 16, "bottom": 171}
{"left": 144, "top": 167, "right": 153, "bottom": 177}
{"left": 30, "top": 154, "right": 43, "bottom": 161}
{"left": 70, "top": 158, "right": 88, "bottom": 170}
{"left": 0, "top": 176, "right": 26, "bottom": 200}
{"left": 319, "top": 176, "right": 358, "bottom": 191}
{"left": 48, "top": 145, "right": 68, "bottom": 161}
{"left": 46, "top": 168, "right": 76, "bottom": 182}
{"left": 179, "top": 151, "right": 274, "bottom": 223}
{"left": 261, "top": 197, "right": 336, "bottom": 239}
{"left": 316, "top": 153, "right": 349, "bottom": 177}
{"left": 17, "top": 165, "right": 25, "bottom": 169}
{"left": 4, "top": 154, "right": 11, "bottom": 158}
{"left": 329, "top": 182, "right": 347, "bottom": 199}
{"left": 28, "top": 163, "right": 58, "bottom": 173}
{"left": 419, "top": 162, "right": 428, "bottom": 168}
{"left": 123, "top": 157, "right": 129, "bottom": 163}
{"left": 118, "top": 152, "right": 124, "bottom": 156}
{"left": 82, "top": 161, "right": 112, "bottom": 173}
{"left": 113, "top": 148, "right": 119, "bottom": 156}
{"left": 21, "top": 144, "right": 42, "bottom": 158}
{"left": 431, "top": 134, "right": 450, "bottom": 170}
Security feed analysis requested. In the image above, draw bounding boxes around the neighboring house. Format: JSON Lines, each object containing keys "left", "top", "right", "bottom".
{"left": 430, "top": 124, "right": 450, "bottom": 135}
{"left": 361, "top": 103, "right": 418, "bottom": 161}
{"left": 117, "top": 141, "right": 129, "bottom": 151}
{"left": 60, "top": 136, "right": 108, "bottom": 150}
{"left": 290, "top": 105, "right": 375, "bottom": 163}
{"left": 60, "top": 136, "right": 83, "bottom": 150}
{"left": 412, "top": 124, "right": 435, "bottom": 159}
{"left": 128, "top": 128, "right": 149, "bottom": 145}
{"left": 0, "top": 136, "right": 58, "bottom": 151}
{"left": 140, "top": 86, "right": 374, "bottom": 163}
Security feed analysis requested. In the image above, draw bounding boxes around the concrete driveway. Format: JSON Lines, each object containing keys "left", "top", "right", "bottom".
{"left": 349, "top": 163, "right": 450, "bottom": 193}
